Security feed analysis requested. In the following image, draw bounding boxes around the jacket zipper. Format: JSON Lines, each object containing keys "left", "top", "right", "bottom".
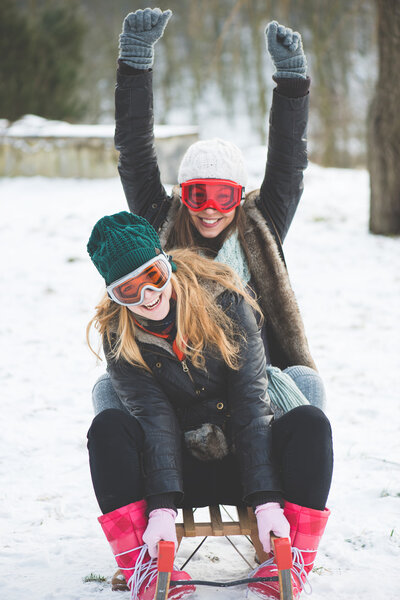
{"left": 145, "top": 343, "right": 196, "bottom": 386}
{"left": 181, "top": 359, "right": 195, "bottom": 383}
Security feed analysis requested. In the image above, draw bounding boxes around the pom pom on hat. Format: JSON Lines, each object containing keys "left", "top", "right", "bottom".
{"left": 87, "top": 211, "right": 176, "bottom": 286}
{"left": 177, "top": 138, "right": 248, "bottom": 188}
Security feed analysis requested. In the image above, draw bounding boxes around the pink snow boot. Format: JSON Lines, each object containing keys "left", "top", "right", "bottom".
{"left": 98, "top": 499, "right": 195, "bottom": 600}
{"left": 248, "top": 501, "right": 330, "bottom": 599}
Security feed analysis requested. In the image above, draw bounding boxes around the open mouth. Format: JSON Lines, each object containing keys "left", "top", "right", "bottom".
{"left": 199, "top": 217, "right": 222, "bottom": 225}
{"left": 143, "top": 296, "right": 161, "bottom": 310}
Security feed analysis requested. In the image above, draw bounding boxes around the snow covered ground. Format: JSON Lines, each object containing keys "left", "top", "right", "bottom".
{"left": 0, "top": 157, "right": 399, "bottom": 600}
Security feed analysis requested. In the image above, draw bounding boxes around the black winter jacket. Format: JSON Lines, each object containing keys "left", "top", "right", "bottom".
{"left": 106, "top": 292, "right": 281, "bottom": 505}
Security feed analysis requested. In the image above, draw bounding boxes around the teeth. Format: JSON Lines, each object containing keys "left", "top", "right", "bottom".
{"left": 144, "top": 297, "right": 161, "bottom": 309}
{"left": 201, "top": 218, "right": 218, "bottom": 224}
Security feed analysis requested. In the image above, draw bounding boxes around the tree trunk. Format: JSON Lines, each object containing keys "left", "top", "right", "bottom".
{"left": 368, "top": 0, "right": 400, "bottom": 234}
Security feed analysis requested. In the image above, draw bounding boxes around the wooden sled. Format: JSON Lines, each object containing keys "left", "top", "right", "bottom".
{"left": 158, "top": 505, "right": 293, "bottom": 600}
{"left": 113, "top": 504, "right": 294, "bottom": 600}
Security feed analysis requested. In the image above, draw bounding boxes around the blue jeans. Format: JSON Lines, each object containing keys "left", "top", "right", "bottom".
{"left": 91, "top": 366, "right": 326, "bottom": 416}
{"left": 92, "top": 372, "right": 128, "bottom": 416}
{"left": 283, "top": 365, "right": 326, "bottom": 412}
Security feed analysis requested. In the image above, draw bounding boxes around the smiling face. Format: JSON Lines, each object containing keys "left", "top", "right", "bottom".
{"left": 127, "top": 281, "right": 173, "bottom": 321}
{"left": 182, "top": 181, "right": 239, "bottom": 239}
{"left": 188, "top": 207, "right": 236, "bottom": 238}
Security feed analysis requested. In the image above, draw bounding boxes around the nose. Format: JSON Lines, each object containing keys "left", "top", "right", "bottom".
{"left": 142, "top": 288, "right": 158, "bottom": 302}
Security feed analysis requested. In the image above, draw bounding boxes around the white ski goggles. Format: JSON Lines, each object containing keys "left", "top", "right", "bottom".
{"left": 106, "top": 254, "right": 172, "bottom": 307}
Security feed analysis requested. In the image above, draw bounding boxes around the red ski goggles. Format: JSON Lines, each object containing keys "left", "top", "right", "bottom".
{"left": 106, "top": 254, "right": 172, "bottom": 306}
{"left": 180, "top": 179, "right": 244, "bottom": 213}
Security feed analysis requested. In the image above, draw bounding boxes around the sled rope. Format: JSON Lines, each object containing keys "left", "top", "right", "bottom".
{"left": 170, "top": 575, "right": 279, "bottom": 588}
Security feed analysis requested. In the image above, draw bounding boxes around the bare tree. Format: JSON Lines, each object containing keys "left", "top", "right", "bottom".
{"left": 368, "top": 0, "right": 400, "bottom": 234}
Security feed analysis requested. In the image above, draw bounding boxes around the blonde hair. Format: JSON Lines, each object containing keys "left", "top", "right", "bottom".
{"left": 87, "top": 248, "right": 262, "bottom": 372}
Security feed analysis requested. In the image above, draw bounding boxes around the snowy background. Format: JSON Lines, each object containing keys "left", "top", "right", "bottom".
{"left": 1, "top": 153, "right": 399, "bottom": 599}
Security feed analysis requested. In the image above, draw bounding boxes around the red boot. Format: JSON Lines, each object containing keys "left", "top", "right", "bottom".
{"left": 247, "top": 501, "right": 330, "bottom": 599}
{"left": 98, "top": 499, "right": 195, "bottom": 600}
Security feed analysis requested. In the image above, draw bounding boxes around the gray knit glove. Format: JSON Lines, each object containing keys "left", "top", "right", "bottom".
{"left": 118, "top": 7, "right": 172, "bottom": 69}
{"left": 265, "top": 20, "right": 307, "bottom": 79}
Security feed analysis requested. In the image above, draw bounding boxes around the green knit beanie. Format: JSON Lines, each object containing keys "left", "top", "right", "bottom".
{"left": 87, "top": 211, "right": 175, "bottom": 285}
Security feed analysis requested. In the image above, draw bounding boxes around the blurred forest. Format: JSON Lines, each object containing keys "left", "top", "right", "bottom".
{"left": 1, "top": 0, "right": 377, "bottom": 167}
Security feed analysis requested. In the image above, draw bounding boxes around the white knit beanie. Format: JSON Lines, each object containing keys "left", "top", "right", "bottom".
{"left": 177, "top": 138, "right": 248, "bottom": 188}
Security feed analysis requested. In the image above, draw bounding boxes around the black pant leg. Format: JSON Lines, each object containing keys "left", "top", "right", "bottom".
{"left": 87, "top": 405, "right": 333, "bottom": 515}
{"left": 271, "top": 405, "right": 333, "bottom": 510}
{"left": 87, "top": 408, "right": 145, "bottom": 514}
{"left": 179, "top": 449, "right": 243, "bottom": 508}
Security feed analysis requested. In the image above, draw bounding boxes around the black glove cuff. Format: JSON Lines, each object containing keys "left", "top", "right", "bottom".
{"left": 248, "top": 491, "right": 284, "bottom": 510}
{"left": 117, "top": 58, "right": 151, "bottom": 76}
{"left": 146, "top": 492, "right": 177, "bottom": 516}
{"left": 273, "top": 75, "right": 310, "bottom": 98}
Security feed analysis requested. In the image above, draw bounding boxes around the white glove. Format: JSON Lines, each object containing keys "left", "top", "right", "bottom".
{"left": 255, "top": 502, "right": 291, "bottom": 553}
{"left": 142, "top": 508, "right": 178, "bottom": 558}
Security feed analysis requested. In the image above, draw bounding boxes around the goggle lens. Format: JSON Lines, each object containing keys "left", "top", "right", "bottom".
{"left": 181, "top": 179, "right": 243, "bottom": 213}
{"left": 109, "top": 257, "right": 171, "bottom": 306}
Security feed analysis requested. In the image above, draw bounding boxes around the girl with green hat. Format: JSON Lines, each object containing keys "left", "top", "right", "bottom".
{"left": 86, "top": 211, "right": 333, "bottom": 600}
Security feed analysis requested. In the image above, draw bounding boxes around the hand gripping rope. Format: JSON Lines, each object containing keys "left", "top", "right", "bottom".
{"left": 153, "top": 535, "right": 294, "bottom": 600}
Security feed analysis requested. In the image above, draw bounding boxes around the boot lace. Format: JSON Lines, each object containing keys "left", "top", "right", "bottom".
{"left": 247, "top": 546, "right": 313, "bottom": 597}
{"left": 291, "top": 547, "right": 312, "bottom": 595}
{"left": 115, "top": 543, "right": 158, "bottom": 600}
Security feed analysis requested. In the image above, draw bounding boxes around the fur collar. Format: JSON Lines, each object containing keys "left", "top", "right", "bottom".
{"left": 243, "top": 191, "right": 316, "bottom": 369}
{"left": 135, "top": 327, "right": 176, "bottom": 356}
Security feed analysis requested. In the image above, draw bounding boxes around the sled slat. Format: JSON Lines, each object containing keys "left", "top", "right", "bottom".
{"left": 237, "top": 505, "right": 251, "bottom": 535}
{"left": 176, "top": 505, "right": 269, "bottom": 564}
{"left": 249, "top": 507, "right": 270, "bottom": 564}
{"left": 209, "top": 505, "right": 223, "bottom": 535}
{"left": 183, "top": 507, "right": 196, "bottom": 536}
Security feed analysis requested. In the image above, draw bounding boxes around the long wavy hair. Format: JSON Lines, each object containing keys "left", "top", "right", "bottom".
{"left": 87, "top": 248, "right": 262, "bottom": 372}
{"left": 165, "top": 204, "right": 250, "bottom": 260}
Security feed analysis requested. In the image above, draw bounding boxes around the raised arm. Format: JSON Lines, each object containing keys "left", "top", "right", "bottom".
{"left": 115, "top": 8, "right": 172, "bottom": 229}
{"left": 257, "top": 21, "right": 309, "bottom": 243}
